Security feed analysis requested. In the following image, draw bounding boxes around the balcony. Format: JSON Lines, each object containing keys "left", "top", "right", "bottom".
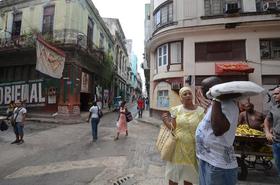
{"left": 0, "top": 29, "right": 104, "bottom": 60}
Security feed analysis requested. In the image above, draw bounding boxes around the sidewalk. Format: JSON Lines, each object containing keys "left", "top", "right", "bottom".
{"left": 135, "top": 110, "right": 162, "bottom": 128}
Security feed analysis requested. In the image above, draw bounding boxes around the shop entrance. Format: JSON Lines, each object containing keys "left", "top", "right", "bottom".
{"left": 80, "top": 93, "right": 91, "bottom": 111}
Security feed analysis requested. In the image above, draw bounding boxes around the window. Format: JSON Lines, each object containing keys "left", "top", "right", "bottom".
{"left": 153, "top": 2, "right": 173, "bottom": 29}
{"left": 87, "top": 18, "right": 94, "bottom": 49}
{"left": 157, "top": 44, "right": 168, "bottom": 67}
{"left": 204, "top": 0, "right": 242, "bottom": 16}
{"left": 256, "top": 0, "right": 277, "bottom": 12}
{"left": 195, "top": 40, "right": 246, "bottom": 62}
{"left": 157, "top": 90, "right": 169, "bottom": 108}
{"left": 12, "top": 13, "right": 22, "bottom": 39}
{"left": 156, "top": 41, "right": 182, "bottom": 68}
{"left": 42, "top": 6, "right": 55, "bottom": 34}
{"left": 262, "top": 75, "right": 280, "bottom": 85}
{"left": 170, "top": 42, "right": 182, "bottom": 64}
{"left": 260, "top": 39, "right": 280, "bottom": 60}
{"left": 155, "top": 11, "right": 161, "bottom": 26}
{"left": 256, "top": 0, "right": 262, "bottom": 12}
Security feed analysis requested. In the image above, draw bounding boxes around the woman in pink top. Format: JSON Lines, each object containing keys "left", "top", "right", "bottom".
{"left": 114, "top": 101, "right": 128, "bottom": 140}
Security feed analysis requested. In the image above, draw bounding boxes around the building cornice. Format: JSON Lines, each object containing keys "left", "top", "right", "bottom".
{"left": 148, "top": 19, "right": 280, "bottom": 51}
{"left": 0, "top": 0, "right": 32, "bottom": 8}
{"left": 0, "top": 0, "right": 48, "bottom": 10}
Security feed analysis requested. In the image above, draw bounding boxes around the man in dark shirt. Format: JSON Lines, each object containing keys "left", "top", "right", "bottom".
{"left": 264, "top": 87, "right": 280, "bottom": 176}
{"left": 239, "top": 102, "right": 265, "bottom": 131}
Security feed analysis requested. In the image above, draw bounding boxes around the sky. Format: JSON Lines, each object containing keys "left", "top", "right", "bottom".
{"left": 92, "top": 0, "right": 150, "bottom": 92}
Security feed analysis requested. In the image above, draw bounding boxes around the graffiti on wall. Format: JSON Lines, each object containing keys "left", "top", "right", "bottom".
{"left": 0, "top": 80, "right": 47, "bottom": 108}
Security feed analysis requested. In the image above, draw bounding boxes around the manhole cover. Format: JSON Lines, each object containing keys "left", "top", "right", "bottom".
{"left": 111, "top": 174, "right": 136, "bottom": 185}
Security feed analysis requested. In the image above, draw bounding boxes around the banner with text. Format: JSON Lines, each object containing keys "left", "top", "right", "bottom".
{"left": 36, "top": 36, "right": 66, "bottom": 79}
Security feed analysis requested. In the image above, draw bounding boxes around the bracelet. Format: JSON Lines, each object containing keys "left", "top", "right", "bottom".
{"left": 213, "top": 98, "right": 221, "bottom": 103}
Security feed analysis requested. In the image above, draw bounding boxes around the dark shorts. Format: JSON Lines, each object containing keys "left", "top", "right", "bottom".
{"left": 14, "top": 122, "right": 24, "bottom": 135}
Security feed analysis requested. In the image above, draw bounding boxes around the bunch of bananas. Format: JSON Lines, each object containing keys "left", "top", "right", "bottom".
{"left": 236, "top": 124, "right": 265, "bottom": 137}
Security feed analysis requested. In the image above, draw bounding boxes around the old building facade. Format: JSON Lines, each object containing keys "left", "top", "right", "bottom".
{"left": 103, "top": 18, "right": 131, "bottom": 102}
{"left": 144, "top": 0, "right": 280, "bottom": 117}
{"left": 0, "top": 0, "right": 116, "bottom": 116}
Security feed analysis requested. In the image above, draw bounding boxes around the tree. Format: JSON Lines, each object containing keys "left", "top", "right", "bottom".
{"left": 100, "top": 53, "right": 114, "bottom": 88}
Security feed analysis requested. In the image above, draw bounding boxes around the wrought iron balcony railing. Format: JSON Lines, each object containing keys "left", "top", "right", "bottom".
{"left": 0, "top": 29, "right": 104, "bottom": 54}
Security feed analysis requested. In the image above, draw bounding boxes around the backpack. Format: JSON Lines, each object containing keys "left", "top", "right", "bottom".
{"left": 98, "top": 107, "right": 103, "bottom": 118}
{"left": 0, "top": 120, "right": 9, "bottom": 131}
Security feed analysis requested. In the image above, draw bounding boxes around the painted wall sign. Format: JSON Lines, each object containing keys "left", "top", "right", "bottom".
{"left": 0, "top": 80, "right": 46, "bottom": 107}
{"left": 81, "top": 72, "right": 89, "bottom": 93}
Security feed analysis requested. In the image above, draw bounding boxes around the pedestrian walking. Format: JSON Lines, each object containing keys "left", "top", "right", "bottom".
{"left": 145, "top": 97, "right": 149, "bottom": 110}
{"left": 11, "top": 100, "right": 27, "bottom": 145}
{"left": 264, "top": 87, "right": 280, "bottom": 176}
{"left": 137, "top": 97, "right": 144, "bottom": 118}
{"left": 87, "top": 101, "right": 101, "bottom": 142}
{"left": 195, "top": 77, "right": 241, "bottom": 185}
{"left": 108, "top": 98, "right": 112, "bottom": 111}
{"left": 162, "top": 87, "right": 205, "bottom": 185}
{"left": 114, "top": 101, "right": 128, "bottom": 140}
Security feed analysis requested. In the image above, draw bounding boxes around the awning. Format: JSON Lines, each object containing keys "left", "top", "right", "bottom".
{"left": 215, "top": 62, "right": 254, "bottom": 75}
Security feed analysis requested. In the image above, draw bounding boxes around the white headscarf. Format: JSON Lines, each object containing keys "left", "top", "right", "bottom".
{"left": 179, "top": 86, "right": 192, "bottom": 100}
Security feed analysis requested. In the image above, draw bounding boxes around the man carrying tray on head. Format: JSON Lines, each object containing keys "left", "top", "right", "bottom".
{"left": 196, "top": 78, "right": 264, "bottom": 185}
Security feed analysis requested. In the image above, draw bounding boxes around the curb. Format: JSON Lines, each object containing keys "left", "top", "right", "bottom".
{"left": 135, "top": 118, "right": 161, "bottom": 128}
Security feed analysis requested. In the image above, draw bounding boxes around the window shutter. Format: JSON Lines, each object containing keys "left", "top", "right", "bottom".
{"left": 170, "top": 42, "right": 181, "bottom": 64}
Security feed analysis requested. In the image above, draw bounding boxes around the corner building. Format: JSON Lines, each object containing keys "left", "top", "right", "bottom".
{"left": 144, "top": 0, "right": 280, "bottom": 118}
{"left": 0, "top": 0, "right": 116, "bottom": 116}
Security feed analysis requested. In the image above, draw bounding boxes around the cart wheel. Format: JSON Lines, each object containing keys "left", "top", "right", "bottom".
{"left": 237, "top": 157, "right": 248, "bottom": 180}
{"left": 263, "top": 160, "right": 273, "bottom": 170}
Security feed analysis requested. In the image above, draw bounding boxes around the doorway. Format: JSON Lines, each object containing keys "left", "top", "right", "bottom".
{"left": 80, "top": 93, "right": 91, "bottom": 111}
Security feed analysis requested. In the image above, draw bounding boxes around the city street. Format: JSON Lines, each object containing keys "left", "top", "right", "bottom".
{"left": 0, "top": 107, "right": 165, "bottom": 185}
{"left": 0, "top": 108, "right": 279, "bottom": 185}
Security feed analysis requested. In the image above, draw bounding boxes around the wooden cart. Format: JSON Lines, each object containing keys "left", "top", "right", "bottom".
{"left": 234, "top": 135, "right": 273, "bottom": 180}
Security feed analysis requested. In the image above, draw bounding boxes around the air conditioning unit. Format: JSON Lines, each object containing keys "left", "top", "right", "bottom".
{"left": 263, "top": 1, "right": 277, "bottom": 11}
{"left": 171, "top": 83, "right": 182, "bottom": 90}
{"left": 277, "top": 0, "right": 280, "bottom": 9}
{"left": 224, "top": 3, "right": 240, "bottom": 14}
